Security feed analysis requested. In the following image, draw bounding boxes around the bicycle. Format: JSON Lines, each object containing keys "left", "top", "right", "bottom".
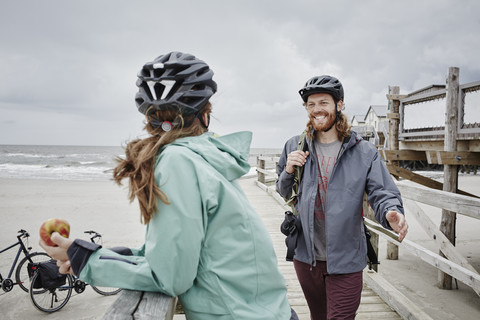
{"left": 0, "top": 229, "right": 50, "bottom": 293}
{"left": 29, "top": 230, "right": 122, "bottom": 312}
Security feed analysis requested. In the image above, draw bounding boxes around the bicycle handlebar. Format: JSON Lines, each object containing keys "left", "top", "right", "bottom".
{"left": 84, "top": 230, "right": 102, "bottom": 243}
{"left": 17, "top": 229, "right": 29, "bottom": 238}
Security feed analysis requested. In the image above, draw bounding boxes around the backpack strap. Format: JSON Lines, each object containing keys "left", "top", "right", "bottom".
{"left": 285, "top": 129, "right": 308, "bottom": 216}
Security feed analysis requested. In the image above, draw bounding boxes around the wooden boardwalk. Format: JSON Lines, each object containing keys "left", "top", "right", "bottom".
{"left": 238, "top": 177, "right": 402, "bottom": 320}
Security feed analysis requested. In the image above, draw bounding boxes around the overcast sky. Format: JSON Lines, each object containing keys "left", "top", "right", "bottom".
{"left": 1, "top": 1, "right": 479, "bottom": 148}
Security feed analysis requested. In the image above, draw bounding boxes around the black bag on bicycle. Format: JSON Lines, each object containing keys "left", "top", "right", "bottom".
{"left": 28, "top": 260, "right": 66, "bottom": 289}
{"left": 27, "top": 262, "right": 42, "bottom": 289}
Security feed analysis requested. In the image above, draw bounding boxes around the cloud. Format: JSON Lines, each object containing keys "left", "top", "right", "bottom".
{"left": 1, "top": 0, "right": 479, "bottom": 147}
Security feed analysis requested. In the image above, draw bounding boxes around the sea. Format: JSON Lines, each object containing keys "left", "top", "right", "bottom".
{"left": 0, "top": 145, "right": 282, "bottom": 181}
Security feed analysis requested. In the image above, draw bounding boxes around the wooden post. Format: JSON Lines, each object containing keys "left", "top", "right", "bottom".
{"left": 438, "top": 67, "right": 460, "bottom": 289}
{"left": 387, "top": 86, "right": 400, "bottom": 260}
{"left": 257, "top": 157, "right": 266, "bottom": 184}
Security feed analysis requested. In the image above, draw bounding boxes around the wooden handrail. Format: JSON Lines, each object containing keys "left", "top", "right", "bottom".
{"left": 103, "top": 290, "right": 177, "bottom": 320}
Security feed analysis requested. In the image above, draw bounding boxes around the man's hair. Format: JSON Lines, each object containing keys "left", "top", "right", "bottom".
{"left": 113, "top": 103, "right": 212, "bottom": 224}
{"left": 306, "top": 111, "right": 351, "bottom": 141}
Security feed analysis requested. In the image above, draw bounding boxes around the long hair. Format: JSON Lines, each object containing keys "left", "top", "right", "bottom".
{"left": 113, "top": 103, "right": 212, "bottom": 224}
{"left": 306, "top": 112, "right": 351, "bottom": 142}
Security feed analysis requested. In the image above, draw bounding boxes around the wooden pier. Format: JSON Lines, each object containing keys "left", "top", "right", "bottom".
{"left": 241, "top": 177, "right": 404, "bottom": 320}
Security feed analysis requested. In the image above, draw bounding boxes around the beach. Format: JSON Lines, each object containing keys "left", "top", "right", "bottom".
{"left": 0, "top": 178, "right": 144, "bottom": 319}
{"left": 1, "top": 176, "right": 480, "bottom": 319}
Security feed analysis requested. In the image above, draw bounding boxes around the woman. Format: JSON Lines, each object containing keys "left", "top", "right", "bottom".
{"left": 40, "top": 51, "right": 296, "bottom": 320}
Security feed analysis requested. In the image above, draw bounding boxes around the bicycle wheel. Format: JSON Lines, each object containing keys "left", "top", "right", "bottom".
{"left": 30, "top": 273, "right": 74, "bottom": 313}
{"left": 91, "top": 285, "right": 122, "bottom": 296}
{"left": 15, "top": 252, "right": 51, "bottom": 292}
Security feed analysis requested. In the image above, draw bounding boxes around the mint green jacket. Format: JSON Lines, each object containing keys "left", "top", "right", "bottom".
{"left": 79, "top": 131, "right": 291, "bottom": 319}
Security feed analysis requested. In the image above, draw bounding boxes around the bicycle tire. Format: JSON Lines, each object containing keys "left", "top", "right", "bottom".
{"left": 91, "top": 285, "right": 122, "bottom": 296}
{"left": 15, "top": 252, "right": 51, "bottom": 292}
{"left": 30, "top": 273, "right": 74, "bottom": 313}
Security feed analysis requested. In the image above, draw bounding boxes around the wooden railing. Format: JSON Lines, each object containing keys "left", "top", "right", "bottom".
{"left": 103, "top": 290, "right": 178, "bottom": 320}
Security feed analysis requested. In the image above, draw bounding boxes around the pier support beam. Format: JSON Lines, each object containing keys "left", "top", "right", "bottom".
{"left": 438, "top": 66, "right": 460, "bottom": 289}
{"left": 387, "top": 86, "right": 400, "bottom": 260}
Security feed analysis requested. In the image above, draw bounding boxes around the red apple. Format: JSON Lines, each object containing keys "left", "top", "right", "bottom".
{"left": 39, "top": 218, "right": 70, "bottom": 247}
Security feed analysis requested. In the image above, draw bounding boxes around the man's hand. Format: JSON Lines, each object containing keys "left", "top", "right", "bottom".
{"left": 39, "top": 232, "right": 75, "bottom": 275}
{"left": 285, "top": 150, "right": 310, "bottom": 174}
{"left": 386, "top": 211, "right": 408, "bottom": 241}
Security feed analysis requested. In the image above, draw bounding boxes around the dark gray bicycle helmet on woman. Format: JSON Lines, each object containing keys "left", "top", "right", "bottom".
{"left": 135, "top": 51, "right": 217, "bottom": 119}
{"left": 298, "top": 75, "right": 344, "bottom": 102}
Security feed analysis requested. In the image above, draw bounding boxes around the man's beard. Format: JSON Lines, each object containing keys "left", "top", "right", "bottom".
{"left": 310, "top": 110, "right": 336, "bottom": 132}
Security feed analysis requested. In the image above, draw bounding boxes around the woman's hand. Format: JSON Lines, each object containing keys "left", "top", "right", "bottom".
{"left": 39, "top": 232, "right": 75, "bottom": 274}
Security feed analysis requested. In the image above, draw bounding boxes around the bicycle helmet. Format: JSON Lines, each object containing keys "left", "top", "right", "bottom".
{"left": 135, "top": 52, "right": 217, "bottom": 117}
{"left": 299, "top": 75, "right": 344, "bottom": 102}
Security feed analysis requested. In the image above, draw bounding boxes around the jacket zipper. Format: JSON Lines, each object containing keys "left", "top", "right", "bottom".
{"left": 321, "top": 139, "right": 349, "bottom": 269}
{"left": 99, "top": 256, "right": 138, "bottom": 265}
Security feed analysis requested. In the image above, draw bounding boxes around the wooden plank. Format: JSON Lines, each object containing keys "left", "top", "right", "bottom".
{"left": 103, "top": 290, "right": 177, "bottom": 320}
{"left": 381, "top": 150, "right": 427, "bottom": 161}
{"left": 258, "top": 155, "right": 280, "bottom": 162}
{"left": 255, "top": 167, "right": 277, "bottom": 176}
{"left": 381, "top": 150, "right": 480, "bottom": 165}
{"left": 396, "top": 182, "right": 480, "bottom": 218}
{"left": 103, "top": 290, "right": 144, "bottom": 320}
{"left": 385, "top": 163, "right": 443, "bottom": 190}
{"left": 426, "top": 151, "right": 480, "bottom": 165}
{"left": 385, "top": 164, "right": 478, "bottom": 198}
{"left": 403, "top": 199, "right": 480, "bottom": 296}
{"left": 387, "top": 112, "right": 400, "bottom": 119}
{"left": 385, "top": 94, "right": 407, "bottom": 100}
{"left": 363, "top": 270, "right": 434, "bottom": 320}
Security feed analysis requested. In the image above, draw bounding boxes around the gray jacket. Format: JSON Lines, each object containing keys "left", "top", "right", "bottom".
{"left": 276, "top": 130, "right": 404, "bottom": 274}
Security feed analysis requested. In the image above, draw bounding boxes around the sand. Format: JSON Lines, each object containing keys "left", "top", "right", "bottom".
{"left": 0, "top": 178, "right": 145, "bottom": 320}
{"left": 1, "top": 176, "right": 480, "bottom": 319}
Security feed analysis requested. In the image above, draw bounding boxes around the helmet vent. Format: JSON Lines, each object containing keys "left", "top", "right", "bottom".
{"left": 146, "top": 80, "right": 176, "bottom": 100}
{"left": 153, "top": 68, "right": 166, "bottom": 78}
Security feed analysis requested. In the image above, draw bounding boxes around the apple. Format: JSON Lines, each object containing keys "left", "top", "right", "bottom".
{"left": 39, "top": 218, "right": 70, "bottom": 246}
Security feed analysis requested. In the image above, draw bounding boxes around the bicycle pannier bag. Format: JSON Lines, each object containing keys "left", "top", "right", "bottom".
{"left": 32, "top": 260, "right": 67, "bottom": 289}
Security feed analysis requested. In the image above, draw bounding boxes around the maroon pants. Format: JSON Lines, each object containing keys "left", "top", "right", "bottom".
{"left": 294, "top": 260, "right": 362, "bottom": 320}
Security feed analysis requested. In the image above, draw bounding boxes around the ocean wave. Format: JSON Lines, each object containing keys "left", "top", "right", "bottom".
{"left": 0, "top": 163, "right": 113, "bottom": 181}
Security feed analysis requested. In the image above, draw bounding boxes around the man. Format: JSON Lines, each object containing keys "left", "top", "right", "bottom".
{"left": 276, "top": 75, "right": 408, "bottom": 320}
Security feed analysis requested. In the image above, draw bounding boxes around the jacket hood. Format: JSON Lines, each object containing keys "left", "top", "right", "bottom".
{"left": 167, "top": 131, "right": 252, "bottom": 181}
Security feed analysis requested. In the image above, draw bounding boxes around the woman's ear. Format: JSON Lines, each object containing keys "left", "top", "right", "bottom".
{"left": 202, "top": 112, "right": 210, "bottom": 128}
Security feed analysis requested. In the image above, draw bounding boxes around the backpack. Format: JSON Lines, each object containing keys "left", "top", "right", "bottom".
{"left": 280, "top": 131, "right": 379, "bottom": 269}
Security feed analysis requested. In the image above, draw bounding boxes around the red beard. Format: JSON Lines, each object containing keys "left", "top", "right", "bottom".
{"left": 310, "top": 110, "right": 336, "bottom": 131}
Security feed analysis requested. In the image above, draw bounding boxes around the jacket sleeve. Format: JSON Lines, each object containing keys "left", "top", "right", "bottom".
{"left": 77, "top": 150, "right": 205, "bottom": 297}
{"left": 276, "top": 137, "right": 297, "bottom": 199}
{"left": 365, "top": 149, "right": 405, "bottom": 230}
